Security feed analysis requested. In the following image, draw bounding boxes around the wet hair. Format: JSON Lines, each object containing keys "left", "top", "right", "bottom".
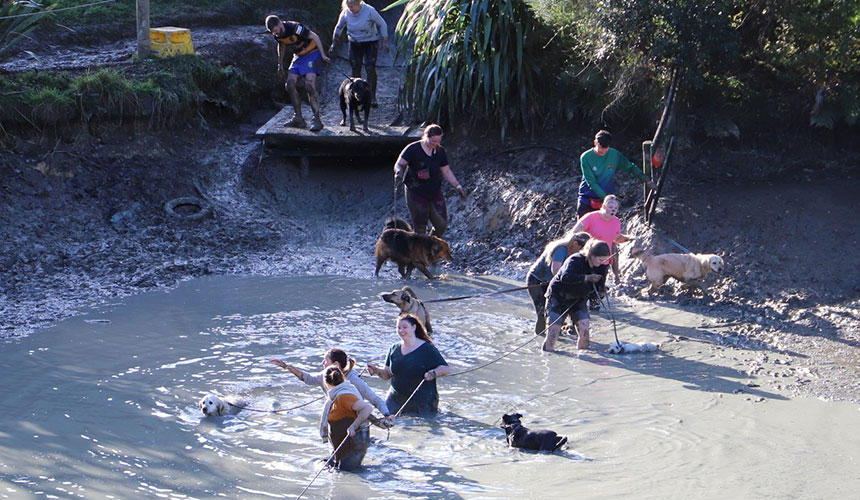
{"left": 583, "top": 239, "right": 611, "bottom": 258}
{"left": 595, "top": 129, "right": 612, "bottom": 147}
{"left": 265, "top": 15, "right": 280, "bottom": 32}
{"left": 324, "top": 348, "right": 355, "bottom": 374}
{"left": 397, "top": 313, "right": 433, "bottom": 344}
{"left": 324, "top": 365, "right": 345, "bottom": 387}
{"left": 602, "top": 194, "right": 619, "bottom": 209}
{"left": 541, "top": 229, "right": 591, "bottom": 267}
{"left": 422, "top": 124, "right": 443, "bottom": 139}
{"left": 342, "top": 0, "right": 362, "bottom": 8}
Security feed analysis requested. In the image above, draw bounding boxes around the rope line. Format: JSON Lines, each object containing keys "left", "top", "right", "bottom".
{"left": 296, "top": 433, "right": 350, "bottom": 500}
{"left": 227, "top": 394, "right": 323, "bottom": 414}
{"left": 391, "top": 378, "right": 426, "bottom": 418}
{"left": 0, "top": 0, "right": 116, "bottom": 20}
{"left": 448, "top": 303, "right": 573, "bottom": 377}
{"left": 592, "top": 282, "right": 621, "bottom": 346}
{"left": 423, "top": 283, "right": 542, "bottom": 304}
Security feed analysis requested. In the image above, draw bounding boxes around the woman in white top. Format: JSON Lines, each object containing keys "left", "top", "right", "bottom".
{"left": 329, "top": 0, "right": 389, "bottom": 106}
{"left": 270, "top": 347, "right": 391, "bottom": 418}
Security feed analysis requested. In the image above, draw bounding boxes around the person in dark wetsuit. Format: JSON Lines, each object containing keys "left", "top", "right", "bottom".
{"left": 394, "top": 124, "right": 467, "bottom": 237}
{"left": 265, "top": 15, "right": 330, "bottom": 132}
{"left": 367, "top": 313, "right": 449, "bottom": 416}
{"left": 543, "top": 239, "right": 611, "bottom": 352}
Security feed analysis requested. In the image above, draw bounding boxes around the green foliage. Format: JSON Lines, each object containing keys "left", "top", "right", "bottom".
{"left": 530, "top": 0, "right": 860, "bottom": 135}
{"left": 0, "top": 55, "right": 251, "bottom": 130}
{"left": 391, "top": 0, "right": 545, "bottom": 138}
{"left": 1, "top": 0, "right": 51, "bottom": 63}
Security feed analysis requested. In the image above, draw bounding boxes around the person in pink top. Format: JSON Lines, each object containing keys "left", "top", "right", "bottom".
{"left": 571, "top": 195, "right": 632, "bottom": 282}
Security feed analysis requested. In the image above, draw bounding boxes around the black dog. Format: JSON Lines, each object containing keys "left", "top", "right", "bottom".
{"left": 338, "top": 77, "right": 371, "bottom": 132}
{"left": 501, "top": 413, "right": 567, "bottom": 452}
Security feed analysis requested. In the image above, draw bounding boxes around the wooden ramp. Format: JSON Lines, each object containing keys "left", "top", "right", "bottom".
{"left": 255, "top": 106, "right": 421, "bottom": 157}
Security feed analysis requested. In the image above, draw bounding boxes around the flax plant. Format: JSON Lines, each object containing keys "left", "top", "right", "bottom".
{"left": 0, "top": 0, "right": 49, "bottom": 63}
{"left": 387, "top": 0, "right": 542, "bottom": 138}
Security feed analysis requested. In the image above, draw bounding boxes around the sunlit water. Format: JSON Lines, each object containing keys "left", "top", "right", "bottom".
{"left": 2, "top": 275, "right": 858, "bottom": 499}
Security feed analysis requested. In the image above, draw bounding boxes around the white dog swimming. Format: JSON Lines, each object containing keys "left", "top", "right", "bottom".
{"left": 607, "top": 340, "right": 659, "bottom": 354}
{"left": 199, "top": 394, "right": 247, "bottom": 417}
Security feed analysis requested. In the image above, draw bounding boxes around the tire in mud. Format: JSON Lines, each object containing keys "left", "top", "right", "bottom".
{"left": 164, "top": 197, "right": 211, "bottom": 221}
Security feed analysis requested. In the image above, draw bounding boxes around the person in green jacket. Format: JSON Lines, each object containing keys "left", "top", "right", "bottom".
{"left": 577, "top": 130, "right": 656, "bottom": 218}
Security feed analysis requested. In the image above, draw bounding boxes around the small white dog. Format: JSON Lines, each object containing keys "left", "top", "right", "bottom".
{"left": 199, "top": 393, "right": 247, "bottom": 417}
{"left": 607, "top": 340, "right": 659, "bottom": 354}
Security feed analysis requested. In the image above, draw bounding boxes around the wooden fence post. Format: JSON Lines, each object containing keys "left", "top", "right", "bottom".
{"left": 136, "top": 0, "right": 150, "bottom": 58}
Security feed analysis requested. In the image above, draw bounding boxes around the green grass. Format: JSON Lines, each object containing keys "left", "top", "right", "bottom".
{"left": 0, "top": 54, "right": 251, "bottom": 130}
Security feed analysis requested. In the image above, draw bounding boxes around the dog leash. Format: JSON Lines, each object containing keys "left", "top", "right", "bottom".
{"left": 226, "top": 394, "right": 324, "bottom": 414}
{"left": 592, "top": 282, "right": 622, "bottom": 348}
{"left": 648, "top": 226, "right": 692, "bottom": 254}
{"left": 423, "top": 283, "right": 543, "bottom": 304}
{"left": 490, "top": 386, "right": 571, "bottom": 426}
{"left": 448, "top": 303, "right": 574, "bottom": 377}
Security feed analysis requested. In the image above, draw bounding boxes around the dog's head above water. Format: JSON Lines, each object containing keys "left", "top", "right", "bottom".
{"left": 382, "top": 286, "right": 417, "bottom": 307}
{"left": 199, "top": 394, "right": 226, "bottom": 417}
{"left": 501, "top": 413, "right": 524, "bottom": 427}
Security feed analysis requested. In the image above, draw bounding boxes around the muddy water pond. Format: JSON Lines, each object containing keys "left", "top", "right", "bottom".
{"left": 2, "top": 275, "right": 859, "bottom": 499}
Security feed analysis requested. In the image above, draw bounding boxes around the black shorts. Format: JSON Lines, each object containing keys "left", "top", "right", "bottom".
{"left": 349, "top": 40, "right": 379, "bottom": 73}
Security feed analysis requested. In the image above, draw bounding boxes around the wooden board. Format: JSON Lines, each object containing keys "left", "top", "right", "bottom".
{"left": 255, "top": 105, "right": 421, "bottom": 156}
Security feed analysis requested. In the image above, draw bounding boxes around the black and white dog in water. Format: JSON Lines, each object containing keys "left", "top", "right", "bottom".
{"left": 501, "top": 413, "right": 567, "bottom": 452}
{"left": 338, "top": 77, "right": 372, "bottom": 132}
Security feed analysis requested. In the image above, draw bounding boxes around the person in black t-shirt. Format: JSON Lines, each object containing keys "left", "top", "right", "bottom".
{"left": 542, "top": 240, "right": 611, "bottom": 352}
{"left": 393, "top": 124, "right": 467, "bottom": 237}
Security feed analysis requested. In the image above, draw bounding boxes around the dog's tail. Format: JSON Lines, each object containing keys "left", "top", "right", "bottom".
{"left": 554, "top": 435, "right": 568, "bottom": 451}
{"left": 384, "top": 216, "right": 413, "bottom": 233}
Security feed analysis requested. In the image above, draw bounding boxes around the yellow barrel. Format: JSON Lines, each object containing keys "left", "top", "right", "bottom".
{"left": 149, "top": 27, "right": 195, "bottom": 57}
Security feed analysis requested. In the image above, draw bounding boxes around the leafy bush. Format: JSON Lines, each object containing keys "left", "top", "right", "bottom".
{"left": 390, "top": 0, "right": 546, "bottom": 138}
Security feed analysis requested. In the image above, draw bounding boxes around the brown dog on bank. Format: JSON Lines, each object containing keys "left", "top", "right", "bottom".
{"left": 630, "top": 247, "right": 724, "bottom": 295}
{"left": 381, "top": 286, "right": 432, "bottom": 332}
{"left": 374, "top": 219, "right": 452, "bottom": 280}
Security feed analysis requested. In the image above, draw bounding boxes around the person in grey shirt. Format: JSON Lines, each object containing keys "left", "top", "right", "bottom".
{"left": 330, "top": 0, "right": 389, "bottom": 106}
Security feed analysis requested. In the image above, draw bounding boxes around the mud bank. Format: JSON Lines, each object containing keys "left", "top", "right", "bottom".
{"left": 2, "top": 117, "right": 859, "bottom": 405}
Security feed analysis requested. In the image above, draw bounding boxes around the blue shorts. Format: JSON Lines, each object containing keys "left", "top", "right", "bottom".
{"left": 289, "top": 50, "right": 322, "bottom": 76}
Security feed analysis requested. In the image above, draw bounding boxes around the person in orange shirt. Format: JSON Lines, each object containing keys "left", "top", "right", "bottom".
{"left": 265, "top": 15, "right": 330, "bottom": 131}
{"left": 322, "top": 365, "right": 374, "bottom": 470}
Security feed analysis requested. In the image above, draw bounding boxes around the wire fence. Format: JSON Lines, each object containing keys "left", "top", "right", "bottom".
{"left": 0, "top": 0, "right": 116, "bottom": 20}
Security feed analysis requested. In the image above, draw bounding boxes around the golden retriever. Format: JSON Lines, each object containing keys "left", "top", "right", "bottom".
{"left": 199, "top": 394, "right": 247, "bottom": 417}
{"left": 381, "top": 286, "right": 433, "bottom": 332}
{"left": 630, "top": 247, "right": 724, "bottom": 295}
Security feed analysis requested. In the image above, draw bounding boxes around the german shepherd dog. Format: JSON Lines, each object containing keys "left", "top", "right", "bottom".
{"left": 501, "top": 413, "right": 567, "bottom": 452}
{"left": 381, "top": 286, "right": 432, "bottom": 333}
{"left": 374, "top": 218, "right": 452, "bottom": 280}
{"left": 338, "top": 77, "right": 372, "bottom": 132}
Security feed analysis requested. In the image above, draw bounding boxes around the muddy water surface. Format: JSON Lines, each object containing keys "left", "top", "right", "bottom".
{"left": 2, "top": 275, "right": 858, "bottom": 499}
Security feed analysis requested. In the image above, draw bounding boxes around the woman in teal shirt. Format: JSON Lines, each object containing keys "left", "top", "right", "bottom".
{"left": 367, "top": 313, "right": 449, "bottom": 416}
